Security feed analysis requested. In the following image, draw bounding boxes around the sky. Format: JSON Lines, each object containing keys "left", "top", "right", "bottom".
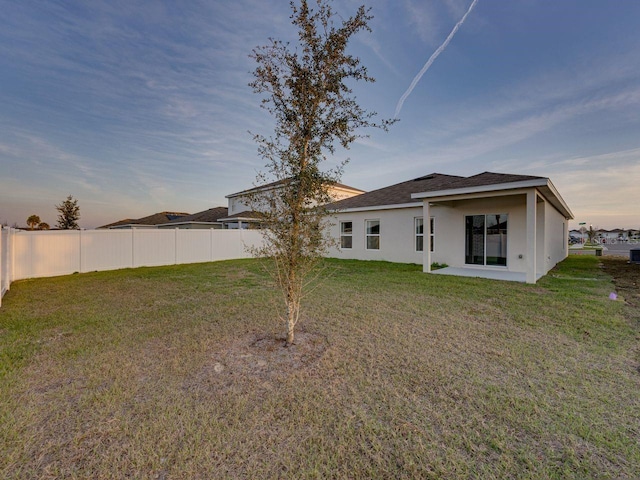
{"left": 1, "top": 0, "right": 639, "bottom": 230}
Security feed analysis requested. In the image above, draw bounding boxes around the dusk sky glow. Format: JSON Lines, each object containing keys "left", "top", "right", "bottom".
{"left": 1, "top": 0, "right": 639, "bottom": 229}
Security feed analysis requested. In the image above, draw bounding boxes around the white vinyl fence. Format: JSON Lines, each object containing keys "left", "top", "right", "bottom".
{"left": 0, "top": 227, "right": 264, "bottom": 306}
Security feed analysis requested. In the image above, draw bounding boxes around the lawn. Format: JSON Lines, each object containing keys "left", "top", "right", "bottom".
{"left": 1, "top": 256, "right": 639, "bottom": 479}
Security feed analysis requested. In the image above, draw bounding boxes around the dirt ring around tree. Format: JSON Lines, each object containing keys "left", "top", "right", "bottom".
{"left": 186, "top": 330, "right": 329, "bottom": 394}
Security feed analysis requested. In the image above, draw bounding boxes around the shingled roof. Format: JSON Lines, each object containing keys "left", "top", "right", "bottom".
{"left": 328, "top": 173, "right": 462, "bottom": 210}
{"left": 164, "top": 207, "right": 228, "bottom": 224}
{"left": 217, "top": 210, "right": 262, "bottom": 221}
{"left": 98, "top": 218, "right": 136, "bottom": 229}
{"left": 329, "top": 172, "right": 548, "bottom": 210}
{"left": 131, "top": 211, "right": 190, "bottom": 225}
{"left": 98, "top": 211, "right": 190, "bottom": 229}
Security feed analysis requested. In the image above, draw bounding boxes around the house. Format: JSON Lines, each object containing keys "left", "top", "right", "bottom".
{"left": 98, "top": 212, "right": 190, "bottom": 229}
{"left": 221, "top": 179, "right": 365, "bottom": 229}
{"left": 328, "top": 172, "right": 573, "bottom": 284}
{"left": 97, "top": 180, "right": 364, "bottom": 231}
{"left": 596, "top": 228, "right": 629, "bottom": 243}
{"left": 156, "top": 207, "right": 228, "bottom": 229}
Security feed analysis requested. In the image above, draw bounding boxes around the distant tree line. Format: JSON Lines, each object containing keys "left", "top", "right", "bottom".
{"left": 11, "top": 195, "right": 81, "bottom": 231}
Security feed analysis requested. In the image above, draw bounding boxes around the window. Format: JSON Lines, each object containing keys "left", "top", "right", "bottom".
{"left": 340, "top": 221, "right": 353, "bottom": 249}
{"left": 365, "top": 220, "right": 380, "bottom": 250}
{"left": 415, "top": 217, "right": 423, "bottom": 252}
{"left": 415, "top": 217, "right": 435, "bottom": 252}
{"left": 465, "top": 214, "right": 507, "bottom": 266}
{"left": 430, "top": 217, "right": 435, "bottom": 253}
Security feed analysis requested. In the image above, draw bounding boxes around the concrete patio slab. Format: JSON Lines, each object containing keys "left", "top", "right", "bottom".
{"left": 431, "top": 267, "right": 544, "bottom": 283}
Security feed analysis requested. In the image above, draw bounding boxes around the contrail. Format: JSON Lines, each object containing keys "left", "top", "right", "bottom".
{"left": 394, "top": 0, "right": 479, "bottom": 119}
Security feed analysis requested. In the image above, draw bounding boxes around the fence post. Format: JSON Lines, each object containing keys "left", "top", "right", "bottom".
{"left": 11, "top": 228, "right": 15, "bottom": 284}
{"left": 131, "top": 229, "right": 135, "bottom": 268}
{"left": 175, "top": 228, "right": 178, "bottom": 265}
{"left": 210, "top": 228, "right": 214, "bottom": 261}
{"left": 79, "top": 229, "right": 83, "bottom": 273}
{"left": 0, "top": 227, "right": 3, "bottom": 307}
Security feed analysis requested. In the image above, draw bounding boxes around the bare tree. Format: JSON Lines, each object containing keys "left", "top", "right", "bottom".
{"left": 248, "top": 0, "right": 392, "bottom": 345}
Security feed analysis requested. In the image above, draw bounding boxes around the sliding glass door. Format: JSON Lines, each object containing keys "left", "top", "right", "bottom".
{"left": 465, "top": 214, "right": 507, "bottom": 266}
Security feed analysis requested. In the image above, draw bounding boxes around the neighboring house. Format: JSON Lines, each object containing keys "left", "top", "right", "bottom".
{"left": 222, "top": 179, "right": 365, "bottom": 229}
{"left": 98, "top": 218, "right": 137, "bottom": 229}
{"left": 98, "top": 212, "right": 190, "bottom": 229}
{"left": 328, "top": 172, "right": 573, "bottom": 284}
{"left": 156, "top": 207, "right": 228, "bottom": 229}
{"left": 597, "top": 228, "right": 629, "bottom": 242}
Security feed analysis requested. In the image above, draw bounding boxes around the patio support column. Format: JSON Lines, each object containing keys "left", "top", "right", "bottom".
{"left": 423, "top": 200, "right": 431, "bottom": 273}
{"left": 526, "top": 190, "right": 537, "bottom": 284}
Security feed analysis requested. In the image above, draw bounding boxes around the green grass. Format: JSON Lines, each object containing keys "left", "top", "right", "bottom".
{"left": 1, "top": 256, "right": 638, "bottom": 479}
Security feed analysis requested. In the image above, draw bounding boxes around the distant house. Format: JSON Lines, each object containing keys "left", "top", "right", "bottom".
{"left": 98, "top": 212, "right": 190, "bottom": 229}
{"left": 221, "top": 179, "right": 365, "bottom": 229}
{"left": 597, "top": 228, "right": 630, "bottom": 242}
{"left": 156, "top": 207, "right": 228, "bottom": 230}
{"left": 328, "top": 172, "right": 573, "bottom": 284}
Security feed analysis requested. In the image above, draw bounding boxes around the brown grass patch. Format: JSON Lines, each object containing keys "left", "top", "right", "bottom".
{"left": 1, "top": 257, "right": 639, "bottom": 478}
{"left": 187, "top": 330, "right": 329, "bottom": 395}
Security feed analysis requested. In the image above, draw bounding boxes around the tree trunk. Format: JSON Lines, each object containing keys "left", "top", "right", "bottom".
{"left": 286, "top": 302, "right": 296, "bottom": 346}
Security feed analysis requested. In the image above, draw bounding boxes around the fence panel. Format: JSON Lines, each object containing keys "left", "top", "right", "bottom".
{"left": 0, "top": 228, "right": 266, "bottom": 304}
{"left": 211, "top": 230, "right": 249, "bottom": 261}
{"left": 14, "top": 230, "right": 81, "bottom": 279}
{"left": 176, "top": 229, "right": 212, "bottom": 264}
{"left": 132, "top": 229, "right": 176, "bottom": 267}
{"left": 82, "top": 230, "right": 134, "bottom": 272}
{"left": 0, "top": 228, "right": 7, "bottom": 305}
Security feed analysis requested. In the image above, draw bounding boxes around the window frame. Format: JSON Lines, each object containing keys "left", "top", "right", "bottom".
{"left": 464, "top": 213, "right": 508, "bottom": 267}
{"left": 415, "top": 217, "right": 424, "bottom": 252}
{"left": 365, "top": 219, "right": 380, "bottom": 250}
{"left": 340, "top": 221, "right": 353, "bottom": 249}
{"left": 415, "top": 217, "right": 435, "bottom": 253}
{"left": 430, "top": 217, "right": 435, "bottom": 253}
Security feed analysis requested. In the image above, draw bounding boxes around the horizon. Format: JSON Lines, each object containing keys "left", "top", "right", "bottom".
{"left": 1, "top": 0, "right": 639, "bottom": 230}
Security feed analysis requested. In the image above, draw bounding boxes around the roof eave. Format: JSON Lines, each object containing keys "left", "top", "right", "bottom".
{"left": 412, "top": 178, "right": 574, "bottom": 219}
{"left": 328, "top": 202, "right": 422, "bottom": 213}
{"left": 411, "top": 179, "right": 548, "bottom": 199}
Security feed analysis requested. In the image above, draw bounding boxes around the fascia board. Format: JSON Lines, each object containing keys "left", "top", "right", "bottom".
{"left": 411, "top": 179, "right": 547, "bottom": 200}
{"left": 425, "top": 188, "right": 533, "bottom": 203}
{"left": 543, "top": 179, "right": 574, "bottom": 219}
{"left": 217, "top": 217, "right": 260, "bottom": 222}
{"left": 328, "top": 202, "right": 422, "bottom": 213}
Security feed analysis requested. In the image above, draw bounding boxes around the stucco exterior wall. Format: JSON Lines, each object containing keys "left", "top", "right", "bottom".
{"left": 543, "top": 200, "right": 568, "bottom": 273}
{"left": 329, "top": 190, "right": 570, "bottom": 279}
{"left": 330, "top": 196, "right": 532, "bottom": 270}
{"left": 329, "top": 206, "right": 424, "bottom": 264}
{"left": 229, "top": 185, "right": 363, "bottom": 217}
{"left": 536, "top": 199, "right": 546, "bottom": 275}
{"left": 431, "top": 194, "right": 529, "bottom": 273}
